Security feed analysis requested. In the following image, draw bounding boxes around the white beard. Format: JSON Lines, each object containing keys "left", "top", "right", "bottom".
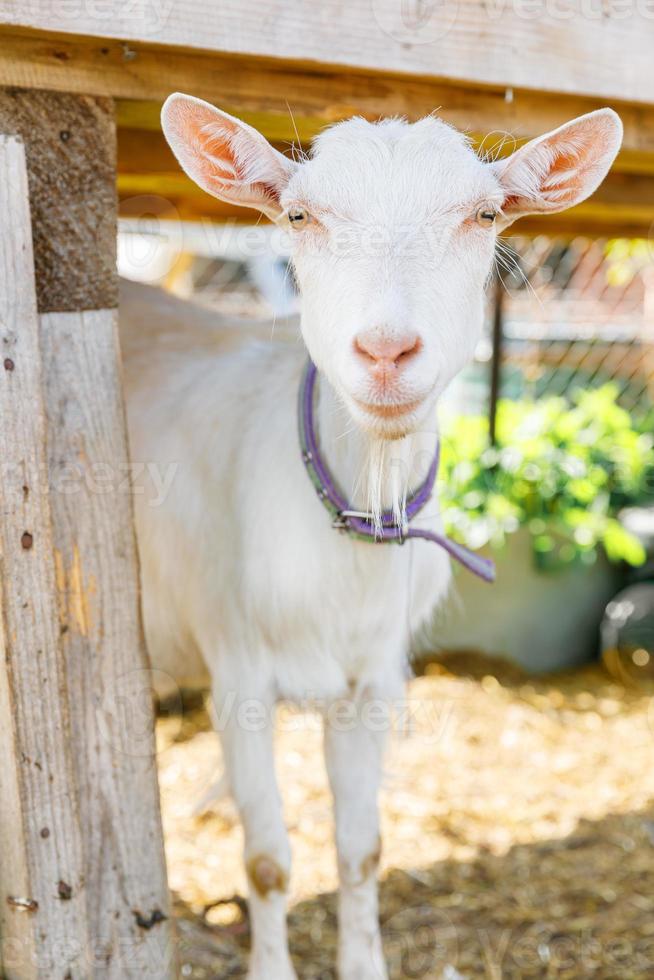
{"left": 363, "top": 435, "right": 414, "bottom": 534}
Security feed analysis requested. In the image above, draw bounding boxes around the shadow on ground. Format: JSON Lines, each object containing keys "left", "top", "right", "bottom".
{"left": 160, "top": 652, "right": 654, "bottom": 979}
{"left": 173, "top": 802, "right": 654, "bottom": 979}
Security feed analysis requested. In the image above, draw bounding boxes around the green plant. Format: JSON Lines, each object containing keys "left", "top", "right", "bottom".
{"left": 439, "top": 385, "right": 654, "bottom": 570}
{"left": 604, "top": 238, "right": 652, "bottom": 289}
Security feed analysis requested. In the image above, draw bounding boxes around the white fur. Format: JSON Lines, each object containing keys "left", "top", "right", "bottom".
{"left": 123, "top": 100, "right": 622, "bottom": 980}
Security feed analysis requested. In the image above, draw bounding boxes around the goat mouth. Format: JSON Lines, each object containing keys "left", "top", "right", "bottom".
{"left": 353, "top": 397, "right": 423, "bottom": 419}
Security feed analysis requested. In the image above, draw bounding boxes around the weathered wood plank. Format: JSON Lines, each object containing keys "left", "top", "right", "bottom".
{"left": 115, "top": 119, "right": 654, "bottom": 236}
{"left": 40, "top": 308, "right": 175, "bottom": 979}
{"left": 1, "top": 25, "right": 654, "bottom": 173}
{"left": 0, "top": 88, "right": 175, "bottom": 976}
{"left": 1, "top": 1, "right": 652, "bottom": 105}
{"left": 0, "top": 88, "right": 117, "bottom": 314}
{"left": 515, "top": 217, "right": 654, "bottom": 240}
{"left": 115, "top": 163, "right": 654, "bottom": 239}
{"left": 0, "top": 133, "right": 87, "bottom": 980}
{"left": 116, "top": 116, "right": 654, "bottom": 184}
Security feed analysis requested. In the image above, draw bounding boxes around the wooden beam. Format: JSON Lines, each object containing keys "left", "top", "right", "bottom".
{"left": 0, "top": 90, "right": 175, "bottom": 977}
{"left": 514, "top": 216, "right": 654, "bottom": 240}
{"left": 116, "top": 161, "right": 654, "bottom": 239}
{"left": 116, "top": 108, "right": 654, "bottom": 181}
{"left": 559, "top": 172, "right": 654, "bottom": 229}
{"left": 116, "top": 128, "right": 654, "bottom": 236}
{"left": 115, "top": 98, "right": 654, "bottom": 179}
{"left": 0, "top": 133, "right": 87, "bottom": 980}
{"left": 118, "top": 201, "right": 654, "bottom": 241}
{"left": 119, "top": 191, "right": 253, "bottom": 226}
{"left": 113, "top": 122, "right": 654, "bottom": 191}
{"left": 2, "top": 2, "right": 653, "bottom": 105}
{"left": 1, "top": 26, "right": 654, "bottom": 176}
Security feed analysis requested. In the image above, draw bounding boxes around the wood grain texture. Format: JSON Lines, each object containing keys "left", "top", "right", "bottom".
{"left": 1, "top": 25, "right": 654, "bottom": 169}
{"left": 115, "top": 168, "right": 654, "bottom": 239}
{"left": 116, "top": 112, "right": 654, "bottom": 182}
{"left": 0, "top": 0, "right": 652, "bottom": 104}
{"left": 0, "top": 133, "right": 87, "bottom": 980}
{"left": 115, "top": 123, "right": 654, "bottom": 236}
{"left": 0, "top": 87, "right": 118, "bottom": 313}
{"left": 40, "top": 308, "right": 175, "bottom": 979}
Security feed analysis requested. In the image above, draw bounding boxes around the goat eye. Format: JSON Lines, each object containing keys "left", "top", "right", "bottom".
{"left": 476, "top": 207, "right": 497, "bottom": 227}
{"left": 288, "top": 207, "right": 310, "bottom": 228}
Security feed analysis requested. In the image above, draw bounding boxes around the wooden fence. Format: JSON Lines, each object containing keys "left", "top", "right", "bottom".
{"left": 0, "top": 93, "right": 173, "bottom": 980}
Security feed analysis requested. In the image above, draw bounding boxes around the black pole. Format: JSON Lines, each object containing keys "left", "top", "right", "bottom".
{"left": 489, "top": 269, "right": 505, "bottom": 446}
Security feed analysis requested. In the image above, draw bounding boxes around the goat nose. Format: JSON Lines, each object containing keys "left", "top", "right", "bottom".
{"left": 355, "top": 331, "right": 421, "bottom": 369}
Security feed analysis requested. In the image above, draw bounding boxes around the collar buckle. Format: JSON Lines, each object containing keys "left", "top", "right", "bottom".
{"left": 332, "top": 514, "right": 351, "bottom": 531}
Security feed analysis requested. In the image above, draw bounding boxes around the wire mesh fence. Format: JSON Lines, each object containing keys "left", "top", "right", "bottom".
{"left": 118, "top": 222, "right": 654, "bottom": 425}
{"left": 489, "top": 235, "right": 654, "bottom": 421}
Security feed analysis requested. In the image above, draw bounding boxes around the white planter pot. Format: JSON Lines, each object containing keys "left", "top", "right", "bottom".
{"left": 420, "top": 529, "right": 623, "bottom": 673}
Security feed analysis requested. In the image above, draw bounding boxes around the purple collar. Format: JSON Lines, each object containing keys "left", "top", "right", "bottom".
{"left": 298, "top": 359, "right": 495, "bottom": 583}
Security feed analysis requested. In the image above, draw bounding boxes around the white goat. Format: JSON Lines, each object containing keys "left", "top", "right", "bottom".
{"left": 119, "top": 95, "right": 622, "bottom": 980}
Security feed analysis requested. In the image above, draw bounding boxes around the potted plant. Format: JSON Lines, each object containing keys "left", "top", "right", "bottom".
{"left": 423, "top": 385, "right": 654, "bottom": 671}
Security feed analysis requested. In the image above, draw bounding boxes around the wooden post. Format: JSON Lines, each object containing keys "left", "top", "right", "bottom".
{"left": 0, "top": 91, "right": 174, "bottom": 978}
{"left": 0, "top": 132, "right": 88, "bottom": 980}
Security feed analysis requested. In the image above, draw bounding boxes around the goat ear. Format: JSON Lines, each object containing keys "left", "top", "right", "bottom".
{"left": 490, "top": 108, "right": 622, "bottom": 230}
{"left": 161, "top": 93, "right": 296, "bottom": 220}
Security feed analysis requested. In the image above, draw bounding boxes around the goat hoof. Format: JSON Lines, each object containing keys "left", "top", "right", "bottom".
{"left": 339, "top": 944, "right": 389, "bottom": 980}
{"left": 247, "top": 960, "right": 297, "bottom": 980}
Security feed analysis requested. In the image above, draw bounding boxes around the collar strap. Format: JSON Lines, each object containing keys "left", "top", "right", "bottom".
{"left": 298, "top": 358, "right": 495, "bottom": 583}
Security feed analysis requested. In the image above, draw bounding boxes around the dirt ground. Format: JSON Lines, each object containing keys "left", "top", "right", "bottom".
{"left": 157, "top": 653, "right": 654, "bottom": 979}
